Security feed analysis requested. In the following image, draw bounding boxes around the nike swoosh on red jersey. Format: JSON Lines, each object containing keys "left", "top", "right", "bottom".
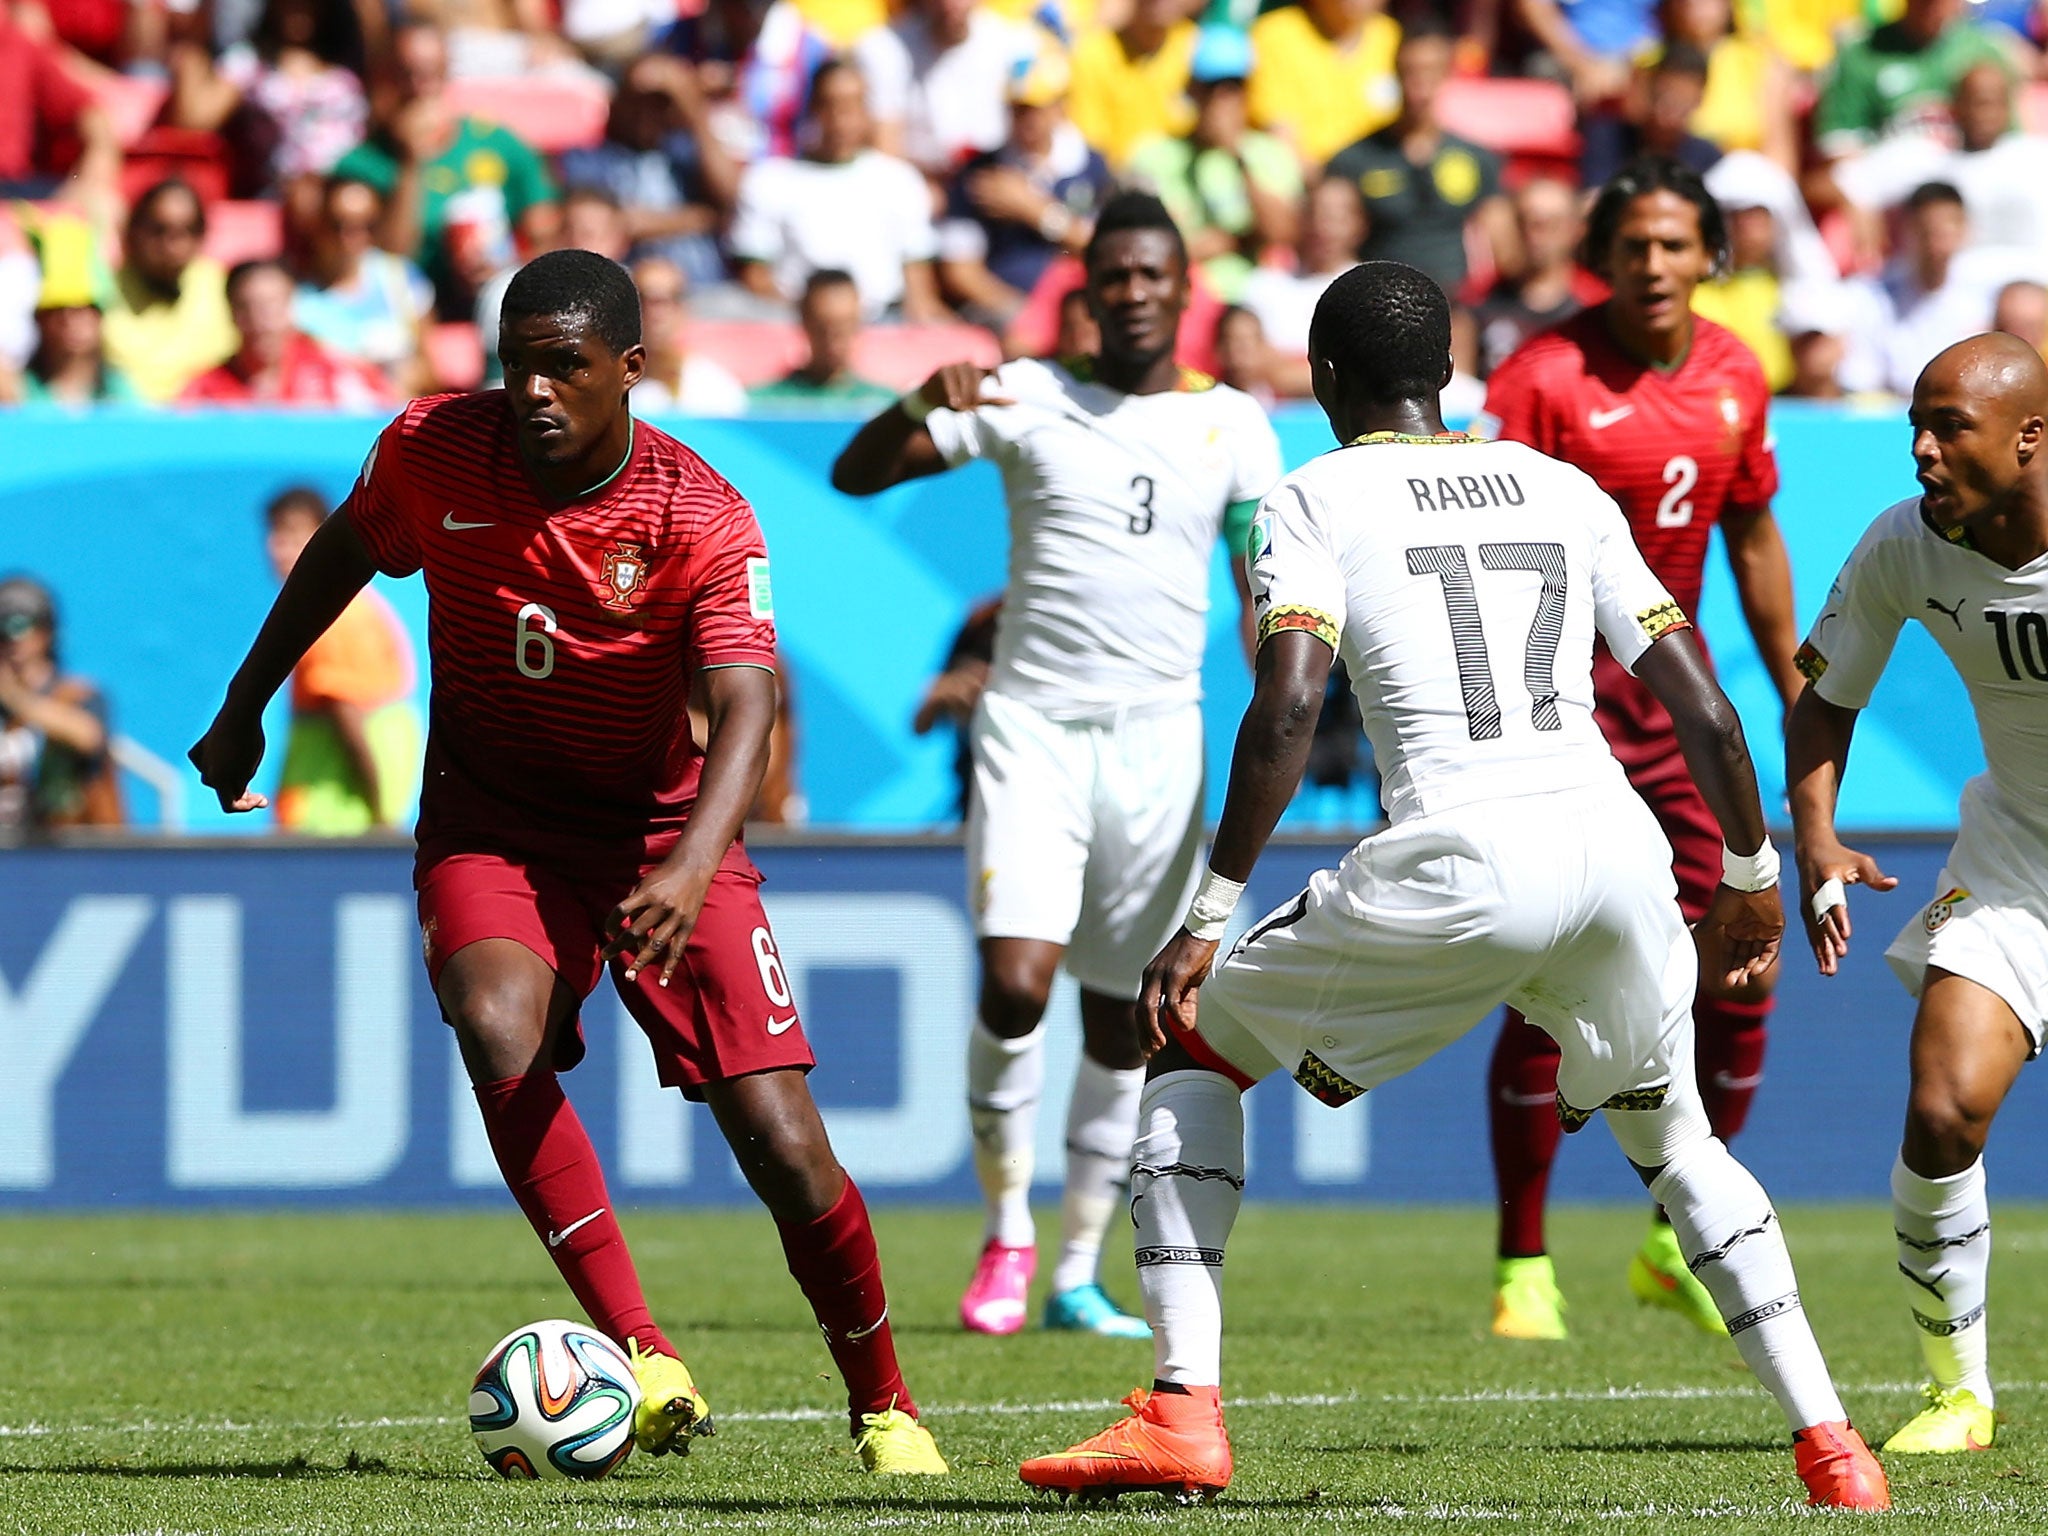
{"left": 1588, "top": 405, "right": 1635, "bottom": 429}
{"left": 443, "top": 512, "right": 495, "bottom": 530}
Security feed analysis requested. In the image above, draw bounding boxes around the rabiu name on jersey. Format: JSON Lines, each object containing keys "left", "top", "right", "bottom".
{"left": 1407, "top": 472, "right": 1526, "bottom": 513}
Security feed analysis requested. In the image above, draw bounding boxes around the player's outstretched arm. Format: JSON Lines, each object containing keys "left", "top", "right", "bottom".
{"left": 1785, "top": 683, "right": 1897, "bottom": 976}
{"left": 828, "top": 363, "right": 1010, "bottom": 495}
{"left": 1139, "top": 631, "right": 1333, "bottom": 1054}
{"left": 601, "top": 663, "right": 777, "bottom": 986}
{"left": 188, "top": 512, "right": 378, "bottom": 814}
{"left": 1633, "top": 629, "right": 1784, "bottom": 989}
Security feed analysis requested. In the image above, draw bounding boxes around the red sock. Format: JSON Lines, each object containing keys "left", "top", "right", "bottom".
{"left": 775, "top": 1176, "right": 915, "bottom": 1430}
{"left": 1488, "top": 1011, "right": 1564, "bottom": 1259}
{"left": 1695, "top": 993, "right": 1769, "bottom": 1142}
{"left": 474, "top": 1073, "right": 674, "bottom": 1359}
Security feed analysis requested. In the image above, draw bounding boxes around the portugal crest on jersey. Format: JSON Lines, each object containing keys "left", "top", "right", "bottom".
{"left": 599, "top": 543, "right": 649, "bottom": 611}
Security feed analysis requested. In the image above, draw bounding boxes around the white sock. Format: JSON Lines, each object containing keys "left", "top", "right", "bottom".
{"left": 1131, "top": 1069, "right": 1245, "bottom": 1387}
{"left": 1649, "top": 1135, "right": 1846, "bottom": 1431}
{"left": 967, "top": 1020, "right": 1042, "bottom": 1248}
{"left": 1892, "top": 1154, "right": 1993, "bottom": 1404}
{"left": 1051, "top": 1054, "right": 1145, "bottom": 1295}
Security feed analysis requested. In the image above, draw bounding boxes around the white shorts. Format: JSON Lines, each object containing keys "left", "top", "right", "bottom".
{"left": 1886, "top": 777, "right": 2048, "bottom": 1055}
{"left": 1192, "top": 783, "right": 1697, "bottom": 1121}
{"left": 967, "top": 688, "right": 1204, "bottom": 1000}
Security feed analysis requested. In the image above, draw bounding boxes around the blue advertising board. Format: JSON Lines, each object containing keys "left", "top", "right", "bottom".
{"left": 4, "top": 837, "right": 2040, "bottom": 1211}
{"left": 0, "top": 401, "right": 1984, "bottom": 834}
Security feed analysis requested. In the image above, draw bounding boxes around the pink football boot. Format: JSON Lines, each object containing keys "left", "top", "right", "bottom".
{"left": 960, "top": 1239, "right": 1036, "bottom": 1334}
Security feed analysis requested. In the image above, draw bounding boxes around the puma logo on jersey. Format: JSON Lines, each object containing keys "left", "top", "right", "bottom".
{"left": 1926, "top": 595, "right": 1966, "bottom": 629}
{"left": 443, "top": 512, "right": 495, "bottom": 531}
{"left": 1588, "top": 405, "right": 1636, "bottom": 429}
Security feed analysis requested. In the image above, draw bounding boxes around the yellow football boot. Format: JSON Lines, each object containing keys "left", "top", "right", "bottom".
{"left": 1883, "top": 1385, "right": 1995, "bottom": 1454}
{"left": 627, "top": 1337, "right": 713, "bottom": 1456}
{"left": 854, "top": 1403, "right": 950, "bottom": 1474}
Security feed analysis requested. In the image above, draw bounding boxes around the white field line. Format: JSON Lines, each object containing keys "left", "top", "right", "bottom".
{"left": 1, "top": 1378, "right": 2032, "bottom": 1442}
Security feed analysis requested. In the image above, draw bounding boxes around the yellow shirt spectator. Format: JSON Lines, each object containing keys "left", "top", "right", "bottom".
{"left": 103, "top": 255, "right": 236, "bottom": 403}
{"left": 1248, "top": 1, "right": 1401, "bottom": 167}
{"left": 1693, "top": 268, "right": 1793, "bottom": 391}
{"left": 1069, "top": 17, "right": 1200, "bottom": 167}
{"left": 1743, "top": 0, "right": 1863, "bottom": 73}
{"left": 794, "top": 0, "right": 885, "bottom": 48}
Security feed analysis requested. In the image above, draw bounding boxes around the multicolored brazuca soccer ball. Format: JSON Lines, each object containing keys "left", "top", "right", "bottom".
{"left": 469, "top": 1320, "right": 641, "bottom": 1480}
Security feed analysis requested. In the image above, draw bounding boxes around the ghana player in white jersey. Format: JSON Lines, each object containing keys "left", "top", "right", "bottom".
{"left": 833, "top": 193, "right": 1283, "bottom": 1339}
{"left": 1789, "top": 333, "right": 2048, "bottom": 1457}
{"left": 1018, "top": 262, "right": 1888, "bottom": 1510}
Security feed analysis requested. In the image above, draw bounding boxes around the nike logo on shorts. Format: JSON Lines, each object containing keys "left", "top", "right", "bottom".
{"left": 767, "top": 1014, "right": 799, "bottom": 1035}
{"left": 547, "top": 1208, "right": 606, "bottom": 1247}
{"left": 1588, "top": 405, "right": 1635, "bottom": 429}
{"left": 443, "top": 512, "right": 495, "bottom": 531}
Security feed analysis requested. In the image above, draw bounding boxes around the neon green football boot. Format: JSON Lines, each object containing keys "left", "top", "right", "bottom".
{"left": 1628, "top": 1221, "right": 1729, "bottom": 1336}
{"left": 627, "top": 1338, "right": 714, "bottom": 1456}
{"left": 1492, "top": 1255, "right": 1568, "bottom": 1340}
{"left": 854, "top": 1403, "right": 950, "bottom": 1474}
{"left": 1883, "top": 1384, "right": 1995, "bottom": 1454}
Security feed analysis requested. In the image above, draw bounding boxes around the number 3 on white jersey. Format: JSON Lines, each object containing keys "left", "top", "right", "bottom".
{"left": 515, "top": 601, "right": 558, "bottom": 679}
{"left": 1657, "top": 455, "right": 1698, "bottom": 528}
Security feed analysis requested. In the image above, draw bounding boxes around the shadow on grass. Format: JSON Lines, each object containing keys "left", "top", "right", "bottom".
{"left": 0, "top": 1452, "right": 477, "bottom": 1481}
{"left": 1542, "top": 1436, "right": 1785, "bottom": 1454}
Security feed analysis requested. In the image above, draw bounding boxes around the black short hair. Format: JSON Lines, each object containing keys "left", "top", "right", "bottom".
{"left": 225, "top": 257, "right": 290, "bottom": 302}
{"left": 1583, "top": 155, "right": 1730, "bottom": 275}
{"left": 130, "top": 178, "right": 206, "bottom": 238}
{"left": 1907, "top": 180, "right": 1966, "bottom": 213}
{"left": 1656, "top": 39, "right": 1711, "bottom": 78}
{"left": 501, "top": 248, "right": 642, "bottom": 353}
{"left": 1084, "top": 190, "right": 1187, "bottom": 272}
{"left": 803, "top": 267, "right": 858, "bottom": 301}
{"left": 1309, "top": 260, "right": 1450, "bottom": 402}
{"left": 264, "top": 485, "right": 329, "bottom": 528}
{"left": 1397, "top": 11, "right": 1457, "bottom": 44}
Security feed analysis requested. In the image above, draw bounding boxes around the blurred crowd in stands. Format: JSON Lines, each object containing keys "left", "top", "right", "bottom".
{"left": 4, "top": 0, "right": 2048, "bottom": 408}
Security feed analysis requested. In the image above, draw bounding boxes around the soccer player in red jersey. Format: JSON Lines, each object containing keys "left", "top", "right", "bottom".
{"left": 187, "top": 249, "right": 947, "bottom": 1475}
{"left": 1475, "top": 157, "right": 1805, "bottom": 1341}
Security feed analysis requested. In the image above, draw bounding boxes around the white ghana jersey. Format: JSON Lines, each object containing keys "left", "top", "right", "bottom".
{"left": 1798, "top": 496, "right": 2048, "bottom": 842}
{"left": 924, "top": 357, "right": 1282, "bottom": 718}
{"left": 1251, "top": 434, "right": 1690, "bottom": 824}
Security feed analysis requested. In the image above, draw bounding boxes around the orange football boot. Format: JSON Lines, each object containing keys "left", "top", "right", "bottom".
{"left": 1019, "top": 1386, "right": 1232, "bottom": 1504}
{"left": 1793, "top": 1420, "right": 1891, "bottom": 1510}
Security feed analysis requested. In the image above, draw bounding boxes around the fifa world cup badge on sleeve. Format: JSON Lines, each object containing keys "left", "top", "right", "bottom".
{"left": 747, "top": 558, "right": 774, "bottom": 619}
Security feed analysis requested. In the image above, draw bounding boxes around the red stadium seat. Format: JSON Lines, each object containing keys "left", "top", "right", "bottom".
{"left": 91, "top": 76, "right": 169, "bottom": 147}
{"left": 2024, "top": 81, "right": 2048, "bottom": 135}
{"left": 849, "top": 323, "right": 1002, "bottom": 389}
{"left": 684, "top": 321, "right": 807, "bottom": 385}
{"left": 1434, "top": 77, "right": 1580, "bottom": 171}
{"left": 203, "top": 201, "right": 284, "bottom": 266}
{"left": 442, "top": 76, "right": 611, "bottom": 153}
{"left": 427, "top": 321, "right": 486, "bottom": 392}
{"left": 120, "top": 127, "right": 231, "bottom": 205}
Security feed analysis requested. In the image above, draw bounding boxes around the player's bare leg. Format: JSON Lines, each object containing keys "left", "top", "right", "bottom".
{"left": 441, "top": 938, "right": 708, "bottom": 1454}
{"left": 1885, "top": 968, "right": 2029, "bottom": 1454}
{"left": 1044, "top": 989, "right": 1151, "bottom": 1337}
{"left": 703, "top": 1068, "right": 945, "bottom": 1472}
{"left": 963, "top": 936, "right": 1060, "bottom": 1333}
{"left": 1021, "top": 1038, "right": 1238, "bottom": 1502}
{"left": 1605, "top": 1078, "right": 1887, "bottom": 1509}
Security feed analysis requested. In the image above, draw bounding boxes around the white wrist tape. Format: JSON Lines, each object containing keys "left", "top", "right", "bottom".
{"left": 1721, "top": 839, "right": 1782, "bottom": 892}
{"left": 1811, "top": 876, "right": 1847, "bottom": 923}
{"left": 1185, "top": 869, "right": 1246, "bottom": 942}
{"left": 899, "top": 388, "right": 936, "bottom": 422}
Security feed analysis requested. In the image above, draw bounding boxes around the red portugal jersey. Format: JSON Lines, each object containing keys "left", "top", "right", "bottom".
{"left": 1479, "top": 310, "right": 1777, "bottom": 766}
{"left": 343, "top": 391, "right": 778, "bottom": 858}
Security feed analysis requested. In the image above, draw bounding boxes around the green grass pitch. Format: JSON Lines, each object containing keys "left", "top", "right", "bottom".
{"left": 5, "top": 1204, "right": 2048, "bottom": 1534}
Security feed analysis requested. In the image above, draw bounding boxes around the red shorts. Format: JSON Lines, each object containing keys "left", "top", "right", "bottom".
{"left": 1624, "top": 748, "right": 1721, "bottom": 926}
{"left": 416, "top": 841, "right": 815, "bottom": 1099}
